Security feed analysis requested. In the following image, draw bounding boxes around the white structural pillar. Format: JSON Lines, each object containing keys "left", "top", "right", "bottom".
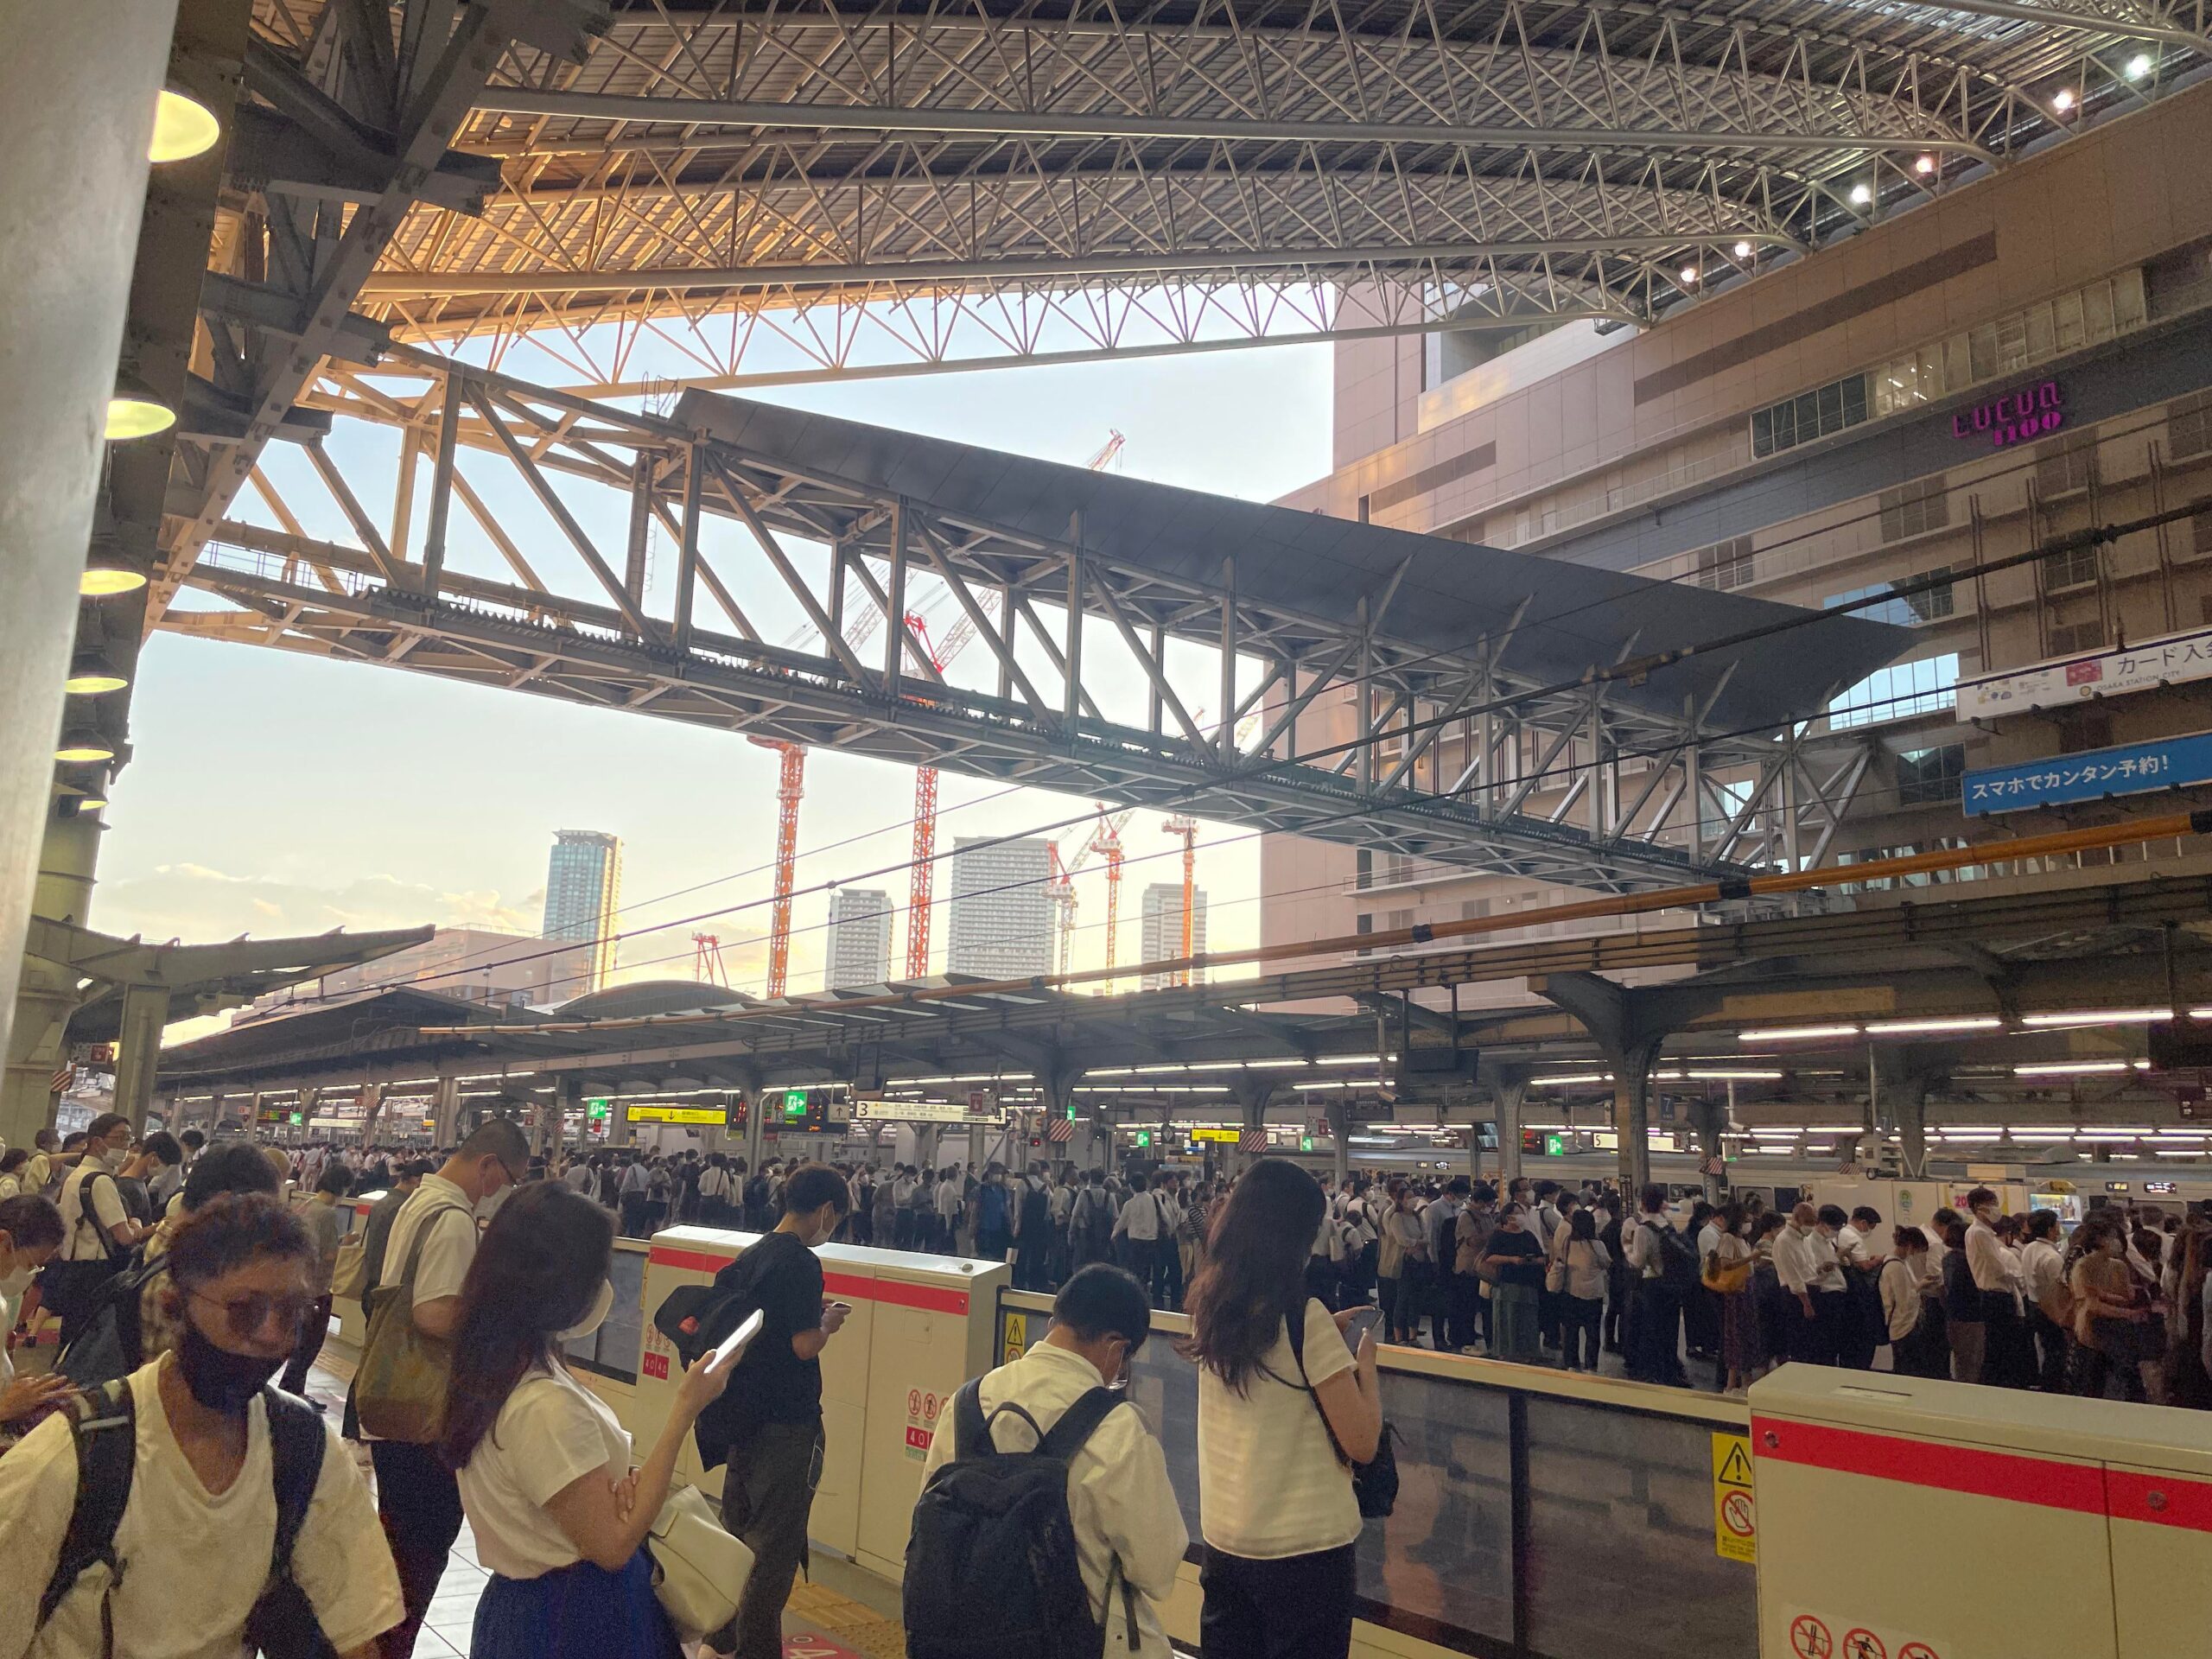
{"left": 0, "top": 3, "right": 198, "bottom": 1151}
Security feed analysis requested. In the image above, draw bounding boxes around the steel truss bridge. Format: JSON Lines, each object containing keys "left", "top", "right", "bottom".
{"left": 165, "top": 342, "right": 1895, "bottom": 892}
{"left": 88, "top": 0, "right": 2209, "bottom": 896}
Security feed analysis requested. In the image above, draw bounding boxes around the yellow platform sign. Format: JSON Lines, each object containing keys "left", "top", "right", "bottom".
{"left": 1713, "top": 1431, "right": 1757, "bottom": 1563}
{"left": 1001, "top": 1310, "right": 1028, "bottom": 1366}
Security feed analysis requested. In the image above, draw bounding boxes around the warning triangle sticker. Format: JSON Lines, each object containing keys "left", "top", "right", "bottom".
{"left": 1716, "top": 1443, "right": 1755, "bottom": 1487}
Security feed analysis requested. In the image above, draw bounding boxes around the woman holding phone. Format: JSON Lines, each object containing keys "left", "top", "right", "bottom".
{"left": 442, "top": 1182, "right": 753, "bottom": 1658}
{"left": 1185, "top": 1159, "right": 1382, "bottom": 1659}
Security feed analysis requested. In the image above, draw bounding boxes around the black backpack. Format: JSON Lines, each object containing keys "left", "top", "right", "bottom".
{"left": 39, "top": 1378, "right": 336, "bottom": 1659}
{"left": 1655, "top": 1220, "right": 1701, "bottom": 1293}
{"left": 55, "top": 1247, "right": 169, "bottom": 1388}
{"left": 903, "top": 1380, "right": 1139, "bottom": 1659}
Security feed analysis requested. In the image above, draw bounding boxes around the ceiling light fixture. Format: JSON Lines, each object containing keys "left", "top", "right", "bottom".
{"left": 2126, "top": 53, "right": 2153, "bottom": 79}
{"left": 149, "top": 87, "right": 220, "bottom": 163}
{"left": 2052, "top": 87, "right": 2077, "bottom": 111}
{"left": 105, "top": 371, "right": 174, "bottom": 442}
{"left": 1915, "top": 155, "right": 1937, "bottom": 175}
{"left": 1738, "top": 1024, "right": 1859, "bottom": 1042}
{"left": 79, "top": 546, "right": 146, "bottom": 597}
{"left": 1863, "top": 1016, "right": 2004, "bottom": 1035}
{"left": 1732, "top": 239, "right": 1754, "bottom": 259}
{"left": 1849, "top": 182, "right": 1873, "bottom": 206}
{"left": 2020, "top": 1008, "right": 2166, "bottom": 1027}
{"left": 1679, "top": 264, "right": 1700, "bottom": 284}
{"left": 63, "top": 652, "right": 128, "bottom": 696}
{"left": 54, "top": 728, "right": 116, "bottom": 765}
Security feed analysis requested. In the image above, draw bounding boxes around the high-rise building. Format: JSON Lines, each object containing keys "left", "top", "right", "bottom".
{"left": 1140, "top": 883, "right": 1208, "bottom": 989}
{"left": 825, "top": 888, "right": 893, "bottom": 989}
{"left": 945, "top": 836, "right": 1053, "bottom": 977}
{"left": 542, "top": 830, "right": 622, "bottom": 993}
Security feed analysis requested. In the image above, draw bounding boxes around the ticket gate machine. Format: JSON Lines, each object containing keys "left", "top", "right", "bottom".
{"left": 635, "top": 1226, "right": 1011, "bottom": 1583}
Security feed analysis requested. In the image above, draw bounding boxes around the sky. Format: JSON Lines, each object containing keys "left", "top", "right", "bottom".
{"left": 102, "top": 334, "right": 1337, "bottom": 1017}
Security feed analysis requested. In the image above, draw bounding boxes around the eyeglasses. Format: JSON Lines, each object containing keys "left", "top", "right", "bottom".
{"left": 189, "top": 1286, "right": 317, "bottom": 1341}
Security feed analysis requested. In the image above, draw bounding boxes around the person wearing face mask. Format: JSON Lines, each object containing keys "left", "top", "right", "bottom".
{"left": 363, "top": 1117, "right": 531, "bottom": 1659}
{"left": 444, "top": 1183, "right": 748, "bottom": 1657}
{"left": 0, "top": 1194, "right": 403, "bottom": 1659}
{"left": 0, "top": 1197, "right": 71, "bottom": 1449}
{"left": 692, "top": 1164, "right": 854, "bottom": 1659}
{"left": 42, "top": 1113, "right": 142, "bottom": 1348}
{"left": 916, "top": 1264, "right": 1185, "bottom": 1659}
{"left": 2068, "top": 1211, "right": 2152, "bottom": 1401}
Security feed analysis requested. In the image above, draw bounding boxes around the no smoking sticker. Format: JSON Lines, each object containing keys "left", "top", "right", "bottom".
{"left": 1784, "top": 1610, "right": 1942, "bottom": 1659}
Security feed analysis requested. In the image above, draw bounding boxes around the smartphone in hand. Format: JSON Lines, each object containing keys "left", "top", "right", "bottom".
{"left": 710, "top": 1307, "right": 765, "bottom": 1368}
{"left": 1342, "top": 1306, "right": 1382, "bottom": 1352}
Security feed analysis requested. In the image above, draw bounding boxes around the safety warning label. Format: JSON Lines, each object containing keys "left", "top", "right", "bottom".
{"left": 1783, "top": 1609, "right": 1943, "bottom": 1659}
{"left": 1711, "top": 1431, "right": 1756, "bottom": 1564}
{"left": 1002, "top": 1310, "right": 1028, "bottom": 1366}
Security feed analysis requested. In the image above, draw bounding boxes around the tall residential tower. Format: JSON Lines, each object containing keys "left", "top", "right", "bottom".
{"left": 542, "top": 830, "right": 622, "bottom": 995}
{"left": 825, "top": 888, "right": 893, "bottom": 989}
{"left": 945, "top": 836, "right": 1054, "bottom": 978}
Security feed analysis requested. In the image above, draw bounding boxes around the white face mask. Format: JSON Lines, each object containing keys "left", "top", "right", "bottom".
{"left": 560, "top": 1277, "right": 616, "bottom": 1341}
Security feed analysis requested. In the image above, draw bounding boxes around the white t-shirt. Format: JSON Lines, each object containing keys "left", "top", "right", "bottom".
{"left": 373, "top": 1173, "right": 477, "bottom": 1305}
{"left": 0, "top": 1357, "right": 402, "bottom": 1659}
{"left": 59, "top": 1161, "right": 129, "bottom": 1261}
{"left": 1197, "top": 1299, "right": 1360, "bottom": 1560}
{"left": 458, "top": 1364, "right": 633, "bottom": 1580}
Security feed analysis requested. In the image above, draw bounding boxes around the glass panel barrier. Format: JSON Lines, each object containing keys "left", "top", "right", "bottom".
{"left": 997, "top": 1294, "right": 1754, "bottom": 1659}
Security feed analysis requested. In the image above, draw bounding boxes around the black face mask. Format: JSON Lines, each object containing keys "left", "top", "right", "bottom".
{"left": 176, "top": 1321, "right": 285, "bottom": 1413}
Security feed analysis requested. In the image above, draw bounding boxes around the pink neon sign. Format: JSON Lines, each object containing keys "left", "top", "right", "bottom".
{"left": 1952, "top": 379, "right": 2064, "bottom": 447}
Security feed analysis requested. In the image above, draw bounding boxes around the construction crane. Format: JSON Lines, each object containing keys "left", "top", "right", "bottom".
{"left": 900, "top": 606, "right": 993, "bottom": 976}
{"left": 1160, "top": 813, "right": 1199, "bottom": 988}
{"left": 691, "top": 933, "right": 729, "bottom": 988}
{"left": 747, "top": 736, "right": 806, "bottom": 996}
{"left": 1084, "top": 429, "right": 1127, "bottom": 472}
{"left": 1082, "top": 806, "right": 1135, "bottom": 990}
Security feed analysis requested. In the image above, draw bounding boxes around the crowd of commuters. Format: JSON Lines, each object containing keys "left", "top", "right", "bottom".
{"left": 8, "top": 1113, "right": 2212, "bottom": 1659}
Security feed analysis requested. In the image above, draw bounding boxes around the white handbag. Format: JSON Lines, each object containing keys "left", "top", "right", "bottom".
{"left": 647, "top": 1484, "right": 754, "bottom": 1637}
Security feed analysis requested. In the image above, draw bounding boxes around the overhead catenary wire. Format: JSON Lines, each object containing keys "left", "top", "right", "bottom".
{"left": 416, "top": 807, "right": 2212, "bottom": 1036}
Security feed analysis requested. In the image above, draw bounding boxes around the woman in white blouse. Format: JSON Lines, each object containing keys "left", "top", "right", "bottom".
{"left": 441, "top": 1182, "right": 749, "bottom": 1658}
{"left": 1184, "top": 1160, "right": 1382, "bottom": 1659}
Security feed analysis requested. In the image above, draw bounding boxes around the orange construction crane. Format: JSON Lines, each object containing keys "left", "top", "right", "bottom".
{"left": 1160, "top": 813, "right": 1199, "bottom": 986}
{"left": 1084, "top": 429, "right": 1127, "bottom": 471}
{"left": 691, "top": 933, "right": 729, "bottom": 988}
{"left": 900, "top": 607, "right": 989, "bottom": 976}
{"left": 1083, "top": 806, "right": 1135, "bottom": 990}
{"left": 748, "top": 736, "right": 806, "bottom": 996}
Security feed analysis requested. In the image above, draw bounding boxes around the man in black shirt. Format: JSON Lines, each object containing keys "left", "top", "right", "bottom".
{"left": 696, "top": 1162, "right": 852, "bottom": 1659}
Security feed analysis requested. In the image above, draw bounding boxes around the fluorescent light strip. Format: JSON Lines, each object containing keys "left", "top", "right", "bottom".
{"left": 1739, "top": 1025, "right": 1860, "bottom": 1041}
{"left": 1686, "top": 1069, "right": 1785, "bottom": 1080}
{"left": 1530, "top": 1074, "right": 1611, "bottom": 1087}
{"left": 1862, "top": 1017, "right": 2005, "bottom": 1035}
{"left": 2020, "top": 1009, "right": 2166, "bottom": 1027}
{"left": 2013, "top": 1060, "right": 2149, "bottom": 1076}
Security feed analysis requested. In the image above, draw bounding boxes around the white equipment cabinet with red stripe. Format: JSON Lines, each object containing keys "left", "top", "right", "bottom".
{"left": 635, "top": 1226, "right": 1010, "bottom": 1583}
{"left": 1750, "top": 1367, "right": 2212, "bottom": 1659}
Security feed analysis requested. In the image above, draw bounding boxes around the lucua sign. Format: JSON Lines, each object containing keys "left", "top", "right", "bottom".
{"left": 1953, "top": 379, "right": 2063, "bottom": 447}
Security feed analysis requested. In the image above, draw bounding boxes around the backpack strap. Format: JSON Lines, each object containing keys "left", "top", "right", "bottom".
{"left": 262, "top": 1386, "right": 328, "bottom": 1585}
{"left": 1283, "top": 1300, "right": 1354, "bottom": 1470}
{"left": 953, "top": 1378, "right": 993, "bottom": 1459}
{"left": 1036, "top": 1385, "right": 1127, "bottom": 1462}
{"left": 39, "top": 1377, "right": 137, "bottom": 1650}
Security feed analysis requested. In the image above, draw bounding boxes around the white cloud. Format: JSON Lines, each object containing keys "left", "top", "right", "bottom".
{"left": 100, "top": 862, "right": 537, "bottom": 944}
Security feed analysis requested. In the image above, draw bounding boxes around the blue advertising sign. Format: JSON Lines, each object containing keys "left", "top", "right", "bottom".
{"left": 1962, "top": 730, "right": 2212, "bottom": 817}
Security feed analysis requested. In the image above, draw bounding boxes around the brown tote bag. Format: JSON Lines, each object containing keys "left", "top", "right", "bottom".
{"left": 354, "top": 1197, "right": 464, "bottom": 1443}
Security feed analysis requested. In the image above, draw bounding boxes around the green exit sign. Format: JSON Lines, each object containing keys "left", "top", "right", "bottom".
{"left": 1135, "top": 1130, "right": 1151, "bottom": 1148}
{"left": 1300, "top": 1135, "right": 1314, "bottom": 1153}
{"left": 1545, "top": 1133, "right": 1567, "bottom": 1156}
{"left": 587, "top": 1098, "right": 611, "bottom": 1121}
{"left": 289, "top": 1112, "right": 303, "bottom": 1126}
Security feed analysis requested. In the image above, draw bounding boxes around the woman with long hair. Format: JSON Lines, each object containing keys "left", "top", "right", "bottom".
{"left": 442, "top": 1182, "right": 750, "bottom": 1658}
{"left": 1184, "top": 1160, "right": 1381, "bottom": 1659}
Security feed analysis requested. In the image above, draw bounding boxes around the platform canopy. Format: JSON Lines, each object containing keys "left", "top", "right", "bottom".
{"left": 683, "top": 389, "right": 1910, "bottom": 732}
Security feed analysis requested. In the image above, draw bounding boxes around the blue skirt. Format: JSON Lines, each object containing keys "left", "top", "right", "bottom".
{"left": 470, "top": 1549, "right": 683, "bottom": 1659}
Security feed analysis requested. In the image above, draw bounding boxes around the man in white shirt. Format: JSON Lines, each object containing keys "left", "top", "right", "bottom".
{"left": 49, "top": 1113, "right": 142, "bottom": 1346}
{"left": 1112, "top": 1173, "right": 1171, "bottom": 1306}
{"left": 919, "top": 1264, "right": 1186, "bottom": 1659}
{"left": 618, "top": 1154, "right": 652, "bottom": 1236}
{"left": 364, "top": 1118, "right": 526, "bottom": 1659}
{"left": 1773, "top": 1203, "right": 1845, "bottom": 1365}
{"left": 2019, "top": 1209, "right": 2068, "bottom": 1390}
{"left": 936, "top": 1166, "right": 968, "bottom": 1253}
